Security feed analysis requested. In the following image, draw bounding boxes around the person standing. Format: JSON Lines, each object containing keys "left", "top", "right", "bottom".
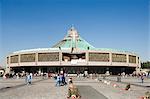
{"left": 25, "top": 72, "right": 28, "bottom": 84}
{"left": 62, "top": 74, "right": 67, "bottom": 85}
{"left": 141, "top": 74, "right": 144, "bottom": 83}
{"left": 27, "top": 73, "right": 33, "bottom": 85}
{"left": 27, "top": 73, "right": 30, "bottom": 85}
{"left": 55, "top": 74, "right": 60, "bottom": 86}
{"left": 60, "top": 74, "right": 63, "bottom": 86}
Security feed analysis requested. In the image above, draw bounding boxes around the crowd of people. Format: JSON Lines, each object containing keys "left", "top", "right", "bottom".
{"left": 54, "top": 73, "right": 67, "bottom": 86}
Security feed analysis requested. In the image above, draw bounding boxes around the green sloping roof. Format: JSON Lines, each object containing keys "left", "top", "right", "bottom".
{"left": 52, "top": 27, "right": 95, "bottom": 50}
{"left": 77, "top": 37, "right": 94, "bottom": 50}
{"left": 51, "top": 26, "right": 136, "bottom": 54}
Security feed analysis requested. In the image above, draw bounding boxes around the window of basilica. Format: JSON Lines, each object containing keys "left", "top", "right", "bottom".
{"left": 10, "top": 55, "right": 19, "bottom": 63}
{"left": 89, "top": 53, "right": 109, "bottom": 62}
{"left": 112, "top": 53, "right": 126, "bottom": 62}
{"left": 129, "top": 55, "right": 136, "bottom": 63}
{"left": 20, "top": 53, "right": 35, "bottom": 62}
{"left": 38, "top": 52, "right": 59, "bottom": 62}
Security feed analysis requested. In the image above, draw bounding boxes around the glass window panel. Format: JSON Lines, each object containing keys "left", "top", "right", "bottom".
{"left": 129, "top": 55, "right": 136, "bottom": 63}
{"left": 10, "top": 55, "right": 19, "bottom": 63}
{"left": 20, "top": 53, "right": 35, "bottom": 62}
{"left": 89, "top": 53, "right": 109, "bottom": 62}
{"left": 38, "top": 52, "right": 59, "bottom": 62}
{"left": 112, "top": 53, "right": 126, "bottom": 62}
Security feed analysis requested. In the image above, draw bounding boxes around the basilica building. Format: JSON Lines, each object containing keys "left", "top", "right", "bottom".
{"left": 6, "top": 27, "right": 140, "bottom": 75}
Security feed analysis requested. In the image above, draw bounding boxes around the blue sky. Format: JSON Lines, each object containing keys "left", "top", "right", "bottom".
{"left": 0, "top": 0, "right": 149, "bottom": 66}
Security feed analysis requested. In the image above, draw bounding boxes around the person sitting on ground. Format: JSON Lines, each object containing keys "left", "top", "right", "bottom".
{"left": 125, "top": 83, "right": 130, "bottom": 91}
{"left": 67, "top": 81, "right": 81, "bottom": 99}
{"left": 68, "top": 78, "right": 73, "bottom": 84}
{"left": 145, "top": 91, "right": 150, "bottom": 99}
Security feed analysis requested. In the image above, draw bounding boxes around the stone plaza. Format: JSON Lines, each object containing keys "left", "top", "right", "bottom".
{"left": 0, "top": 76, "right": 150, "bottom": 99}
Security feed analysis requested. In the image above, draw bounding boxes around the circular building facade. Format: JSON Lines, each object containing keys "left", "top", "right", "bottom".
{"left": 6, "top": 27, "right": 140, "bottom": 74}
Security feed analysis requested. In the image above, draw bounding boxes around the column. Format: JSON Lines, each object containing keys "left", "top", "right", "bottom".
{"left": 109, "top": 52, "right": 112, "bottom": 65}
{"left": 59, "top": 48, "right": 62, "bottom": 65}
{"left": 18, "top": 54, "right": 20, "bottom": 66}
{"left": 35, "top": 52, "right": 38, "bottom": 66}
{"left": 138, "top": 57, "right": 141, "bottom": 68}
{"left": 7, "top": 56, "right": 11, "bottom": 74}
{"left": 86, "top": 50, "right": 89, "bottom": 65}
{"left": 38, "top": 68, "right": 41, "bottom": 74}
{"left": 136, "top": 56, "right": 138, "bottom": 68}
{"left": 127, "top": 54, "right": 129, "bottom": 66}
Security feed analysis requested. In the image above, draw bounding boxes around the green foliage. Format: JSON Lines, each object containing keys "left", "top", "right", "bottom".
{"left": 141, "top": 61, "right": 150, "bottom": 68}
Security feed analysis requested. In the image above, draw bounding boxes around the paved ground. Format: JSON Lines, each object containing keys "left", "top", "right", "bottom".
{"left": 0, "top": 78, "right": 67, "bottom": 99}
{"left": 75, "top": 78, "right": 149, "bottom": 99}
{"left": 104, "top": 76, "right": 150, "bottom": 87}
{"left": 0, "top": 76, "right": 149, "bottom": 99}
{"left": 78, "top": 85, "right": 108, "bottom": 99}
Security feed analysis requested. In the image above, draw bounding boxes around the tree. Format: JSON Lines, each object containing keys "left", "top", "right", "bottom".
{"left": 141, "top": 61, "right": 150, "bottom": 69}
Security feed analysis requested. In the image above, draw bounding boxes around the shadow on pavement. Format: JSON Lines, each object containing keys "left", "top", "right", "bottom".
{"left": 77, "top": 85, "right": 108, "bottom": 99}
